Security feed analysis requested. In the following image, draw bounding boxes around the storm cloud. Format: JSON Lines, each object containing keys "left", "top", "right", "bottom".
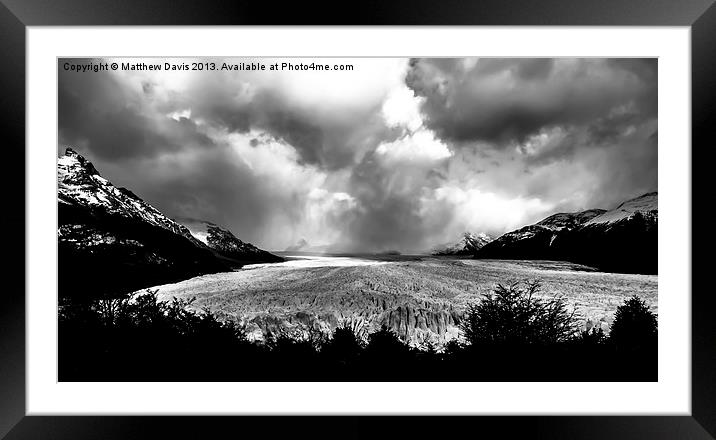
{"left": 406, "top": 58, "right": 657, "bottom": 148}
{"left": 58, "top": 57, "right": 657, "bottom": 252}
{"left": 59, "top": 65, "right": 217, "bottom": 160}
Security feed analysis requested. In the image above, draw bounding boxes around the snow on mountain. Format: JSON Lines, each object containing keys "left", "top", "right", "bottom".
{"left": 476, "top": 192, "right": 658, "bottom": 274}
{"left": 483, "top": 209, "right": 605, "bottom": 250}
{"left": 284, "top": 238, "right": 331, "bottom": 253}
{"left": 57, "top": 148, "right": 287, "bottom": 299}
{"left": 585, "top": 192, "right": 657, "bottom": 225}
{"left": 175, "top": 218, "right": 282, "bottom": 262}
{"left": 537, "top": 209, "right": 607, "bottom": 230}
{"left": 432, "top": 232, "right": 493, "bottom": 256}
{"left": 58, "top": 147, "right": 200, "bottom": 246}
{"left": 58, "top": 148, "right": 235, "bottom": 299}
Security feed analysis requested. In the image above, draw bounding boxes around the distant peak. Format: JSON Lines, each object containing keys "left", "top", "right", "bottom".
{"left": 60, "top": 147, "right": 100, "bottom": 176}
{"left": 614, "top": 191, "right": 657, "bottom": 210}
{"left": 586, "top": 192, "right": 657, "bottom": 225}
{"left": 535, "top": 209, "right": 606, "bottom": 230}
{"left": 463, "top": 231, "right": 491, "bottom": 240}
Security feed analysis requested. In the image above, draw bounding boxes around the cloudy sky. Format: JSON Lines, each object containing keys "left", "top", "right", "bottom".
{"left": 58, "top": 57, "right": 657, "bottom": 252}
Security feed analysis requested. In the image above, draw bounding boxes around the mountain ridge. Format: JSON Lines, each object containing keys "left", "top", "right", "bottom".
{"left": 59, "top": 148, "right": 202, "bottom": 246}
{"left": 175, "top": 217, "right": 283, "bottom": 264}
{"left": 57, "top": 148, "right": 278, "bottom": 299}
{"left": 432, "top": 232, "right": 493, "bottom": 256}
{"left": 284, "top": 238, "right": 331, "bottom": 253}
{"left": 476, "top": 192, "right": 657, "bottom": 274}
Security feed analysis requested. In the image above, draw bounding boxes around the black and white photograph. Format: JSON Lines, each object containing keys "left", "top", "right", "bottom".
{"left": 57, "top": 57, "right": 659, "bottom": 382}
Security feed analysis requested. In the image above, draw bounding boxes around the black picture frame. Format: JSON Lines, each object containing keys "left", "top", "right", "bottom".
{"left": 2, "top": 0, "right": 713, "bottom": 438}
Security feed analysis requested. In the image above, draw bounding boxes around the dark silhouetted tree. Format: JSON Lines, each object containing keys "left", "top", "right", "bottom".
{"left": 459, "top": 280, "right": 579, "bottom": 345}
{"left": 609, "top": 295, "right": 657, "bottom": 350}
{"left": 59, "top": 284, "right": 657, "bottom": 381}
{"left": 321, "top": 325, "right": 364, "bottom": 367}
{"left": 364, "top": 325, "right": 411, "bottom": 359}
{"left": 577, "top": 327, "right": 607, "bottom": 345}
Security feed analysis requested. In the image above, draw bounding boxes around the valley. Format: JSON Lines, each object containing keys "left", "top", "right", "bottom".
{"left": 57, "top": 148, "right": 660, "bottom": 348}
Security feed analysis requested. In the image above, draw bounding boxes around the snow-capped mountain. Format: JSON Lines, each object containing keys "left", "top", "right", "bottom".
{"left": 59, "top": 148, "right": 201, "bottom": 246}
{"left": 477, "top": 209, "right": 605, "bottom": 258}
{"left": 284, "top": 238, "right": 331, "bottom": 253}
{"left": 537, "top": 209, "right": 607, "bottom": 230}
{"left": 476, "top": 193, "right": 657, "bottom": 274}
{"left": 176, "top": 218, "right": 283, "bottom": 263}
{"left": 57, "top": 148, "right": 279, "bottom": 299}
{"left": 585, "top": 192, "right": 657, "bottom": 225}
{"left": 432, "top": 232, "right": 493, "bottom": 256}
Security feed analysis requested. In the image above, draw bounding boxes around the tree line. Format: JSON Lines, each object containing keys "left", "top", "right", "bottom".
{"left": 59, "top": 280, "right": 657, "bottom": 381}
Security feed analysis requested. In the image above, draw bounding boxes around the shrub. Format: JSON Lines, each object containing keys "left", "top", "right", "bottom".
{"left": 459, "top": 280, "right": 579, "bottom": 345}
{"left": 59, "top": 284, "right": 658, "bottom": 381}
{"left": 364, "top": 325, "right": 410, "bottom": 357}
{"left": 442, "top": 338, "right": 465, "bottom": 356}
{"left": 321, "top": 325, "right": 365, "bottom": 365}
{"left": 577, "top": 327, "right": 607, "bottom": 345}
{"left": 609, "top": 295, "right": 657, "bottom": 350}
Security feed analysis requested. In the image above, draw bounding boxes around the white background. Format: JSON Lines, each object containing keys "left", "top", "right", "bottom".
{"left": 26, "top": 27, "right": 691, "bottom": 415}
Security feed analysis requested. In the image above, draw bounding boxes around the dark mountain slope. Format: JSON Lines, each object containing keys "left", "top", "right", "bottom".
{"left": 175, "top": 218, "right": 283, "bottom": 265}
{"left": 58, "top": 148, "right": 233, "bottom": 300}
{"left": 59, "top": 204, "right": 229, "bottom": 300}
{"left": 476, "top": 194, "right": 657, "bottom": 274}
{"left": 432, "top": 232, "right": 493, "bottom": 256}
{"left": 476, "top": 209, "right": 605, "bottom": 261}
